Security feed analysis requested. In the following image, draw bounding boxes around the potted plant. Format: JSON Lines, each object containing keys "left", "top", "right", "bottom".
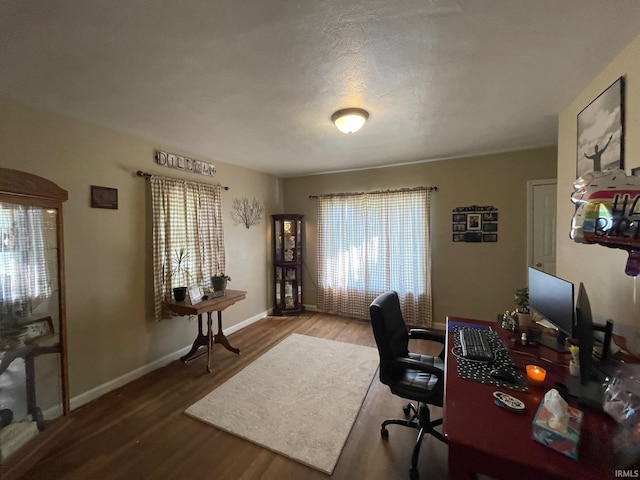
{"left": 514, "top": 287, "right": 531, "bottom": 327}
{"left": 211, "top": 273, "right": 231, "bottom": 292}
{"left": 170, "top": 248, "right": 192, "bottom": 301}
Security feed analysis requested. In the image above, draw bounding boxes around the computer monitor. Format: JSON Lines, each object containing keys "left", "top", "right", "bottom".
{"left": 575, "top": 282, "right": 594, "bottom": 384}
{"left": 527, "top": 267, "right": 574, "bottom": 352}
{"left": 566, "top": 282, "right": 612, "bottom": 410}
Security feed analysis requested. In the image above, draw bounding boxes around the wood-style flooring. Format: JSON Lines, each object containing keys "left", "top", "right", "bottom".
{"left": 8, "top": 313, "right": 449, "bottom": 480}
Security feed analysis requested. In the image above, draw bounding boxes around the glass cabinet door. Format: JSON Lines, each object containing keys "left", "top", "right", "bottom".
{"left": 0, "top": 169, "right": 68, "bottom": 468}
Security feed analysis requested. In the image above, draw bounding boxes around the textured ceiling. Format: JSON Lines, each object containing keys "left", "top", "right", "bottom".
{"left": 1, "top": 1, "right": 639, "bottom": 177}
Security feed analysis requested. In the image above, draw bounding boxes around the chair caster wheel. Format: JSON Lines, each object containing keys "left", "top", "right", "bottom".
{"left": 410, "top": 467, "right": 419, "bottom": 480}
{"left": 381, "top": 427, "right": 389, "bottom": 439}
{"left": 403, "top": 404, "right": 412, "bottom": 416}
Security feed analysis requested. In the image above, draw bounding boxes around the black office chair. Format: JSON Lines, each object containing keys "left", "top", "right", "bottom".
{"left": 369, "top": 291, "right": 446, "bottom": 480}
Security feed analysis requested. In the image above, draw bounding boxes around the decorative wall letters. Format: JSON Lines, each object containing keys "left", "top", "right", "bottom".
{"left": 155, "top": 150, "right": 216, "bottom": 177}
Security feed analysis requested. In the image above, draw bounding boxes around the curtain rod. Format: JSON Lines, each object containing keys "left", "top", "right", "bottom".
{"left": 308, "top": 186, "right": 437, "bottom": 199}
{"left": 136, "top": 171, "right": 229, "bottom": 190}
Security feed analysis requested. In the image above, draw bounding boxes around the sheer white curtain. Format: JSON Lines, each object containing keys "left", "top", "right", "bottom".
{"left": 317, "top": 188, "right": 433, "bottom": 326}
{"left": 0, "top": 205, "right": 55, "bottom": 311}
{"left": 150, "top": 176, "right": 225, "bottom": 321}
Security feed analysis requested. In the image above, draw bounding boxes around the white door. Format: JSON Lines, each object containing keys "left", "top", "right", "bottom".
{"left": 527, "top": 179, "right": 557, "bottom": 275}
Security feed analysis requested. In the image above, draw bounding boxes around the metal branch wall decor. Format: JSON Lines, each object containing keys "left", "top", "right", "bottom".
{"left": 155, "top": 150, "right": 216, "bottom": 177}
{"left": 452, "top": 205, "right": 498, "bottom": 243}
{"left": 231, "top": 197, "right": 264, "bottom": 228}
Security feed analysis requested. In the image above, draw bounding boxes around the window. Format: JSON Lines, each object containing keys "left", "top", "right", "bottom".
{"left": 317, "top": 188, "right": 433, "bottom": 326}
{"left": 150, "top": 176, "right": 225, "bottom": 320}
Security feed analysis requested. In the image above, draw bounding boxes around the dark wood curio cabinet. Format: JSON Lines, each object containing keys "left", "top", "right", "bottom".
{"left": 0, "top": 169, "right": 69, "bottom": 478}
{"left": 272, "top": 214, "right": 304, "bottom": 315}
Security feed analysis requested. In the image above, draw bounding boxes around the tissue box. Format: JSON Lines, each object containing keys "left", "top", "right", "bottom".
{"left": 532, "top": 402, "right": 584, "bottom": 460}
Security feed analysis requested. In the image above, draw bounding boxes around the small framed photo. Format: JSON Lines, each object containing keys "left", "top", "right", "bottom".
{"left": 483, "top": 212, "right": 498, "bottom": 222}
{"left": 467, "top": 213, "right": 482, "bottom": 231}
{"left": 188, "top": 285, "right": 203, "bottom": 304}
{"left": 483, "top": 222, "right": 498, "bottom": 232}
{"left": 453, "top": 223, "right": 466, "bottom": 232}
{"left": 483, "top": 233, "right": 498, "bottom": 243}
{"left": 465, "top": 232, "right": 482, "bottom": 243}
{"left": 452, "top": 213, "right": 466, "bottom": 223}
{"left": 452, "top": 233, "right": 465, "bottom": 242}
{"left": 20, "top": 316, "right": 54, "bottom": 344}
{"left": 91, "top": 186, "right": 118, "bottom": 209}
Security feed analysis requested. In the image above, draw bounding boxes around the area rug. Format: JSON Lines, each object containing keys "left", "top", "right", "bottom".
{"left": 185, "top": 333, "right": 379, "bottom": 474}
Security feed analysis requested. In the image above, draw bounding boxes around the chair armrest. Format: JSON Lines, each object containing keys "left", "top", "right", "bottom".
{"left": 409, "top": 329, "right": 445, "bottom": 345}
{"left": 392, "top": 356, "right": 444, "bottom": 381}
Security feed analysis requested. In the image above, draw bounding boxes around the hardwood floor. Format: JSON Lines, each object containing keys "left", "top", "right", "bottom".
{"left": 9, "top": 313, "right": 449, "bottom": 480}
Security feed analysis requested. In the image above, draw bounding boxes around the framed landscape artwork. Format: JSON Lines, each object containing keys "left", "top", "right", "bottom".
{"left": 576, "top": 76, "right": 625, "bottom": 178}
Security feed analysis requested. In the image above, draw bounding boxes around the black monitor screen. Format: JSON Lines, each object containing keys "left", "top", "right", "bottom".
{"left": 575, "top": 282, "right": 594, "bottom": 383}
{"left": 528, "top": 267, "right": 575, "bottom": 342}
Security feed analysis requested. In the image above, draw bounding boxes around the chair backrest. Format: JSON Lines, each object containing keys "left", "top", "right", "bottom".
{"left": 370, "top": 291, "right": 410, "bottom": 364}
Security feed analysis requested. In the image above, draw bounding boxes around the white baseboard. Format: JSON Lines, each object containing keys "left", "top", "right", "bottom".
{"left": 303, "top": 304, "right": 320, "bottom": 312}
{"left": 70, "top": 310, "right": 269, "bottom": 411}
{"left": 302, "top": 304, "right": 445, "bottom": 332}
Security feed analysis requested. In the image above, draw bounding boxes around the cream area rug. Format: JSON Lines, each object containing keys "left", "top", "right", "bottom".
{"left": 185, "top": 333, "right": 379, "bottom": 474}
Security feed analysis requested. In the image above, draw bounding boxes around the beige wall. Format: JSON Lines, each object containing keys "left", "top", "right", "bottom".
{"left": 14, "top": 25, "right": 639, "bottom": 402}
{"left": 283, "top": 147, "right": 557, "bottom": 325}
{"left": 0, "top": 98, "right": 282, "bottom": 403}
{"left": 557, "top": 32, "right": 640, "bottom": 334}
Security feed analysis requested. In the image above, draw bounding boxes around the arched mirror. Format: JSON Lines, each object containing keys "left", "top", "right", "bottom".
{"left": 0, "top": 169, "right": 69, "bottom": 470}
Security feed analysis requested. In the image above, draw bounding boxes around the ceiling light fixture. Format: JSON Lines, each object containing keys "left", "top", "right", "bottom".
{"left": 331, "top": 108, "right": 369, "bottom": 134}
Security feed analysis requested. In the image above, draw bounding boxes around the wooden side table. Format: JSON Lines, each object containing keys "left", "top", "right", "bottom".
{"left": 165, "top": 289, "right": 246, "bottom": 372}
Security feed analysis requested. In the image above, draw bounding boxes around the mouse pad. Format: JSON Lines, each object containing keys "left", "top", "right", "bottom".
{"left": 452, "top": 326, "right": 528, "bottom": 392}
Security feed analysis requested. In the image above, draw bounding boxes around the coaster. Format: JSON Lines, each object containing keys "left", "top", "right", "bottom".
{"left": 493, "top": 391, "right": 525, "bottom": 413}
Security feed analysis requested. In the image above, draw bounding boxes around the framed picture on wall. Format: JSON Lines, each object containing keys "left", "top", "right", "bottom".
{"left": 467, "top": 213, "right": 481, "bottom": 231}
{"left": 91, "top": 186, "right": 118, "bottom": 209}
{"left": 483, "top": 233, "right": 497, "bottom": 243}
{"left": 576, "top": 76, "right": 625, "bottom": 178}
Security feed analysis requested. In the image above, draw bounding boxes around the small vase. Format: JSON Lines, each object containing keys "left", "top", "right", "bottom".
{"left": 211, "top": 277, "right": 227, "bottom": 292}
{"left": 569, "top": 360, "right": 580, "bottom": 376}
{"left": 517, "top": 312, "right": 532, "bottom": 329}
{"left": 173, "top": 286, "right": 187, "bottom": 301}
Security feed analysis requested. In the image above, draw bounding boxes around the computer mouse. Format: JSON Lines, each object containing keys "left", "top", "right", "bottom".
{"left": 490, "top": 368, "right": 518, "bottom": 384}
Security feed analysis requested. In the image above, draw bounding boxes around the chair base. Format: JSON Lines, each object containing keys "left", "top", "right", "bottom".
{"left": 380, "top": 402, "right": 445, "bottom": 480}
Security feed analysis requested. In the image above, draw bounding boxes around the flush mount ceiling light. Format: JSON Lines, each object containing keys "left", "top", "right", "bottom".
{"left": 331, "top": 108, "right": 369, "bottom": 134}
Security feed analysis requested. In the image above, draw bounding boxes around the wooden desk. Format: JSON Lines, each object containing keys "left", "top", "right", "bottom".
{"left": 165, "top": 289, "right": 246, "bottom": 372}
{"left": 444, "top": 316, "right": 618, "bottom": 480}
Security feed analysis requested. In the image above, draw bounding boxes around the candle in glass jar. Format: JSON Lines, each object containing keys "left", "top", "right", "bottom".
{"left": 526, "top": 365, "right": 546, "bottom": 385}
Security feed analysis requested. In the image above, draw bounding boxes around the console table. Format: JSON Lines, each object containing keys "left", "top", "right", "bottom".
{"left": 165, "top": 289, "right": 246, "bottom": 372}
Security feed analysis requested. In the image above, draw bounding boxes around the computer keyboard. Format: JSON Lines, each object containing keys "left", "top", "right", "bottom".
{"left": 459, "top": 328, "right": 494, "bottom": 362}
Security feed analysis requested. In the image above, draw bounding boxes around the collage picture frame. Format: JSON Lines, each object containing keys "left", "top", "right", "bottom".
{"left": 452, "top": 206, "right": 498, "bottom": 243}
